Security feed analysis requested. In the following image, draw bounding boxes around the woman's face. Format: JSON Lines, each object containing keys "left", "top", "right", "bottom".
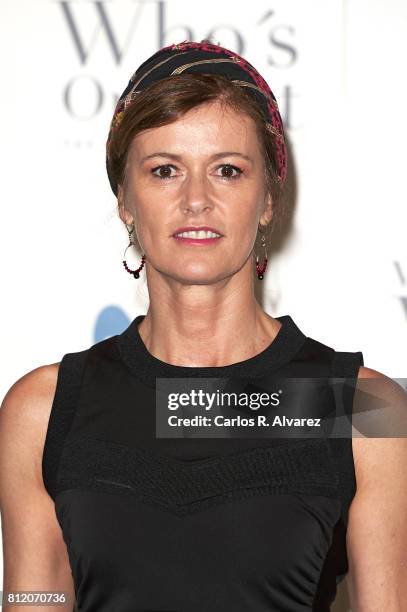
{"left": 118, "top": 99, "right": 272, "bottom": 285}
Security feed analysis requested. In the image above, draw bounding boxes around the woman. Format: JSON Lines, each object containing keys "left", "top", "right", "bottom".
{"left": 1, "top": 40, "right": 406, "bottom": 612}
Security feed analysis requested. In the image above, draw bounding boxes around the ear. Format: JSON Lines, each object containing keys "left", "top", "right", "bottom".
{"left": 259, "top": 190, "right": 273, "bottom": 228}
{"left": 117, "top": 184, "right": 134, "bottom": 226}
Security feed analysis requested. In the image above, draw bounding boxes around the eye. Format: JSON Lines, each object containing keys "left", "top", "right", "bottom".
{"left": 216, "top": 164, "right": 243, "bottom": 180}
{"left": 151, "top": 164, "right": 177, "bottom": 180}
{"left": 150, "top": 163, "right": 243, "bottom": 181}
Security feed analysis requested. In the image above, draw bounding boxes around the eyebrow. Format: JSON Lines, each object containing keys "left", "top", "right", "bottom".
{"left": 140, "top": 151, "right": 253, "bottom": 163}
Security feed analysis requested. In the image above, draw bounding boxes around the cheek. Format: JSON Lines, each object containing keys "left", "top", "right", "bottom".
{"left": 125, "top": 180, "right": 261, "bottom": 247}
{"left": 228, "top": 195, "right": 260, "bottom": 230}
{"left": 124, "top": 188, "right": 155, "bottom": 231}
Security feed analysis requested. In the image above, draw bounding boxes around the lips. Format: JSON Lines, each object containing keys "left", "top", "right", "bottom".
{"left": 172, "top": 226, "right": 224, "bottom": 237}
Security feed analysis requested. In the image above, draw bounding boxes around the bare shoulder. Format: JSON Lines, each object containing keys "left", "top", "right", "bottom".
{"left": 0, "top": 363, "right": 61, "bottom": 489}
{"left": 1, "top": 362, "right": 60, "bottom": 403}
{"left": 0, "top": 363, "right": 60, "bottom": 428}
{"left": 352, "top": 365, "right": 407, "bottom": 488}
{"left": 346, "top": 366, "right": 407, "bottom": 608}
{"left": 0, "top": 365, "right": 77, "bottom": 603}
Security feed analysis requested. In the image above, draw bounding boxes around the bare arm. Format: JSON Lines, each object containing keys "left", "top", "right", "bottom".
{"left": 0, "top": 365, "right": 76, "bottom": 611}
{"left": 347, "top": 366, "right": 407, "bottom": 611}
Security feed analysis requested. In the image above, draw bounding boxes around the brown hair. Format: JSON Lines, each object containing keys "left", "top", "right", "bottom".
{"left": 107, "top": 72, "right": 287, "bottom": 235}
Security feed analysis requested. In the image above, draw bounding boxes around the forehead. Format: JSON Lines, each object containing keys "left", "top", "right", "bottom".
{"left": 128, "top": 101, "right": 260, "bottom": 159}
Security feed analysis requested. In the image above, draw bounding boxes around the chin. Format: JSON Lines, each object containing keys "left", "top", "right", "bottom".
{"left": 161, "top": 266, "right": 231, "bottom": 285}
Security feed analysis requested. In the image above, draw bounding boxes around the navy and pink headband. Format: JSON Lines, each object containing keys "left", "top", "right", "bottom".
{"left": 106, "top": 40, "right": 287, "bottom": 195}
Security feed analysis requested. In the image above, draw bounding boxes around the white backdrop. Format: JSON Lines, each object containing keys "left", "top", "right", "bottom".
{"left": 1, "top": 1, "right": 407, "bottom": 609}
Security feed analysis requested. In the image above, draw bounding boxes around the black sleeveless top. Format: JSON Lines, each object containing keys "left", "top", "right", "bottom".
{"left": 42, "top": 314, "right": 364, "bottom": 612}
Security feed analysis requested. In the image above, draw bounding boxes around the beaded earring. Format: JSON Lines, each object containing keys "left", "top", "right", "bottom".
{"left": 255, "top": 228, "right": 268, "bottom": 280}
{"left": 122, "top": 223, "right": 146, "bottom": 279}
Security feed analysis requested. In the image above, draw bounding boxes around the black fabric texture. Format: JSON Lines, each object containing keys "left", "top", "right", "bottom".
{"left": 41, "top": 313, "right": 363, "bottom": 611}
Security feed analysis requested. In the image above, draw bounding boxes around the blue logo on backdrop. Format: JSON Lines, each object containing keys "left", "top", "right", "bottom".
{"left": 94, "top": 305, "right": 130, "bottom": 342}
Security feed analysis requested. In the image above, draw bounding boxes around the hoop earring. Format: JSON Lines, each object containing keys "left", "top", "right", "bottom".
{"left": 255, "top": 228, "right": 268, "bottom": 280}
{"left": 122, "top": 223, "right": 146, "bottom": 279}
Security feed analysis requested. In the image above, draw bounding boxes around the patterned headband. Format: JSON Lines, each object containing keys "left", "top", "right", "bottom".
{"left": 106, "top": 40, "right": 287, "bottom": 195}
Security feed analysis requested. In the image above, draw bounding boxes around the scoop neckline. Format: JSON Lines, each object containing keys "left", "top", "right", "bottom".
{"left": 117, "top": 313, "right": 308, "bottom": 388}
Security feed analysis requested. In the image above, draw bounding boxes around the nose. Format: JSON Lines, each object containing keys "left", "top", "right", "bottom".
{"left": 181, "top": 169, "right": 213, "bottom": 215}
